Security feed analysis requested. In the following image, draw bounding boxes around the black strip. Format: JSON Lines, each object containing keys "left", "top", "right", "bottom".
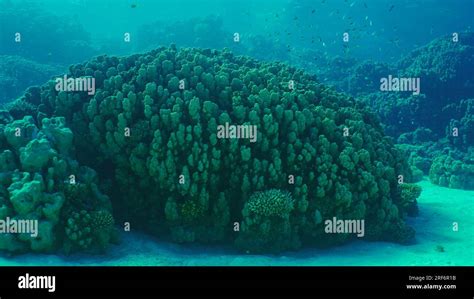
{"left": 0, "top": 266, "right": 471, "bottom": 298}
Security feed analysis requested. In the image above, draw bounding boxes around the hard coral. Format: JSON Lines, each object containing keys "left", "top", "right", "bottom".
{"left": 6, "top": 46, "right": 415, "bottom": 253}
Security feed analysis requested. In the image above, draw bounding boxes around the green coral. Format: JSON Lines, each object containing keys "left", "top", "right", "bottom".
{"left": 64, "top": 209, "right": 115, "bottom": 253}
{"left": 398, "top": 183, "right": 422, "bottom": 216}
{"left": 90, "top": 210, "right": 115, "bottom": 250}
{"left": 3, "top": 116, "right": 38, "bottom": 149}
{"left": 4, "top": 46, "right": 415, "bottom": 253}
{"left": 19, "top": 137, "right": 56, "bottom": 172}
{"left": 236, "top": 189, "right": 298, "bottom": 253}
{"left": 429, "top": 153, "right": 474, "bottom": 190}
{"left": 8, "top": 175, "right": 43, "bottom": 215}
{"left": 180, "top": 200, "right": 205, "bottom": 224}
{"left": 0, "top": 116, "right": 114, "bottom": 253}
{"left": 246, "top": 189, "right": 294, "bottom": 218}
{"left": 41, "top": 117, "right": 73, "bottom": 155}
{"left": 65, "top": 210, "right": 93, "bottom": 250}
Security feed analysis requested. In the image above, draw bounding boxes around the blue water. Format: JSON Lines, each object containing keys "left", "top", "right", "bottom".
{"left": 0, "top": 0, "right": 473, "bottom": 266}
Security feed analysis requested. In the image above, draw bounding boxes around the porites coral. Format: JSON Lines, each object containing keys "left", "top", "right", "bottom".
{"left": 7, "top": 46, "right": 415, "bottom": 253}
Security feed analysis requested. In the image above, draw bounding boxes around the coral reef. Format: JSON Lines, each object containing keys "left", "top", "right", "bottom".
{"left": 444, "top": 98, "right": 474, "bottom": 150}
{"left": 236, "top": 189, "right": 299, "bottom": 253}
{"left": 398, "top": 184, "right": 422, "bottom": 217}
{"left": 395, "top": 32, "right": 474, "bottom": 138}
{"left": 321, "top": 33, "right": 473, "bottom": 142}
{"left": 329, "top": 33, "right": 474, "bottom": 190}
{"left": 0, "top": 56, "right": 64, "bottom": 103}
{"left": 5, "top": 45, "right": 419, "bottom": 253}
{"left": 64, "top": 209, "right": 115, "bottom": 253}
{"left": 346, "top": 61, "right": 395, "bottom": 96}
{"left": 0, "top": 115, "right": 114, "bottom": 253}
{"left": 429, "top": 152, "right": 474, "bottom": 190}
{"left": 65, "top": 210, "right": 93, "bottom": 251}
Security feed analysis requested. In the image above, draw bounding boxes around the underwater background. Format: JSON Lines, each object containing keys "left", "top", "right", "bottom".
{"left": 0, "top": 0, "right": 472, "bottom": 266}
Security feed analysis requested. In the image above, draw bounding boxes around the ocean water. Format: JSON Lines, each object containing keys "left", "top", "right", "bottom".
{"left": 0, "top": 0, "right": 473, "bottom": 266}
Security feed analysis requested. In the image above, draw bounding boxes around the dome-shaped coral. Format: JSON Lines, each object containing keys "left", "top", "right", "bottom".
{"left": 4, "top": 46, "right": 416, "bottom": 253}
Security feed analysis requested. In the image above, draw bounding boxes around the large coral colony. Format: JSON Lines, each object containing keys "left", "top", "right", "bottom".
{"left": 1, "top": 45, "right": 424, "bottom": 254}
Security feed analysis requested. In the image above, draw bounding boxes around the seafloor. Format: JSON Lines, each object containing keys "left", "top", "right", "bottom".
{"left": 1, "top": 178, "right": 471, "bottom": 266}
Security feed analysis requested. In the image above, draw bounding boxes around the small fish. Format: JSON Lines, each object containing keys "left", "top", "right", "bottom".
{"left": 350, "top": 2, "right": 355, "bottom": 7}
{"left": 311, "top": 9, "right": 316, "bottom": 14}
{"left": 364, "top": 2, "right": 368, "bottom": 8}
{"left": 365, "top": 16, "right": 368, "bottom": 20}
{"left": 369, "top": 20, "right": 372, "bottom": 26}
{"left": 389, "top": 4, "right": 395, "bottom": 12}
{"left": 131, "top": 3, "right": 137, "bottom": 8}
